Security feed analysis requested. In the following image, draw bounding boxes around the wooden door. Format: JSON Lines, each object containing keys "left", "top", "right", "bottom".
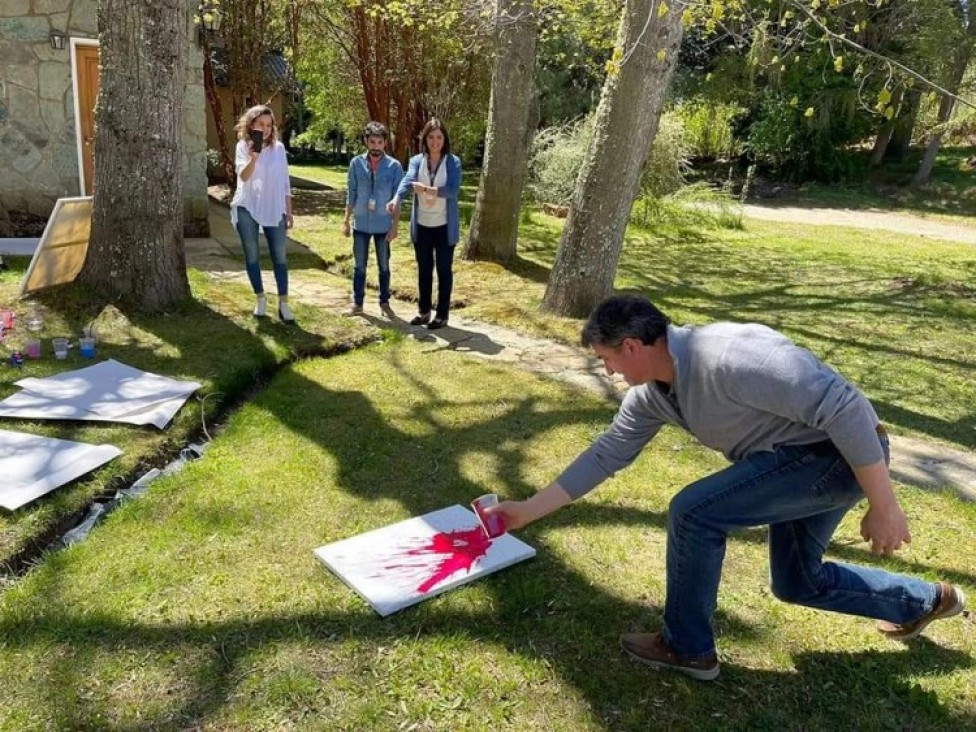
{"left": 76, "top": 44, "right": 100, "bottom": 195}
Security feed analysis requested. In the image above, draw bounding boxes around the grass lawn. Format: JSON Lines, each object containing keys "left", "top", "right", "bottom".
{"left": 286, "top": 166, "right": 976, "bottom": 452}
{"left": 1, "top": 342, "right": 973, "bottom": 730}
{"left": 0, "top": 262, "right": 376, "bottom": 572}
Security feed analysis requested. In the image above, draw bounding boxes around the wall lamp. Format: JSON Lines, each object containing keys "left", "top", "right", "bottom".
{"left": 49, "top": 30, "right": 68, "bottom": 51}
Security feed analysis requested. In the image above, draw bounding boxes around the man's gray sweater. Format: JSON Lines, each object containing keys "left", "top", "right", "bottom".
{"left": 557, "top": 322, "right": 883, "bottom": 500}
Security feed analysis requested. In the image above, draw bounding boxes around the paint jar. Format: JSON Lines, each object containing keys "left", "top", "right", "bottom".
{"left": 52, "top": 337, "right": 69, "bottom": 360}
{"left": 471, "top": 493, "right": 507, "bottom": 539}
{"left": 0, "top": 309, "right": 13, "bottom": 331}
{"left": 79, "top": 336, "right": 95, "bottom": 359}
{"left": 26, "top": 339, "right": 41, "bottom": 359}
{"left": 25, "top": 308, "right": 43, "bottom": 332}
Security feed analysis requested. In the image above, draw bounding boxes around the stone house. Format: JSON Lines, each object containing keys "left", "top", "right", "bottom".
{"left": 0, "top": 0, "right": 209, "bottom": 237}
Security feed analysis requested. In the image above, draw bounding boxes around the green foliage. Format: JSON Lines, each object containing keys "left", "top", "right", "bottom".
{"left": 672, "top": 99, "right": 746, "bottom": 160}
{"left": 639, "top": 110, "right": 691, "bottom": 198}
{"left": 526, "top": 115, "right": 592, "bottom": 206}
{"left": 635, "top": 181, "right": 744, "bottom": 230}
{"left": 528, "top": 110, "right": 691, "bottom": 206}
{"left": 535, "top": 0, "right": 620, "bottom": 125}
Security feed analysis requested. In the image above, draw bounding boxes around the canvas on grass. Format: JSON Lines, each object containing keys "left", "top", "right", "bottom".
{"left": 0, "top": 359, "right": 201, "bottom": 429}
{"left": 314, "top": 505, "right": 536, "bottom": 616}
{"left": 0, "top": 429, "right": 121, "bottom": 510}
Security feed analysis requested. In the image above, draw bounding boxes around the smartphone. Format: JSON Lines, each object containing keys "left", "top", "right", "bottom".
{"left": 250, "top": 129, "right": 264, "bottom": 154}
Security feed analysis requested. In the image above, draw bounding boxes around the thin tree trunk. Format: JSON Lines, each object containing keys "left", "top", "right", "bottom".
{"left": 912, "top": 15, "right": 975, "bottom": 186}
{"left": 885, "top": 88, "right": 920, "bottom": 162}
{"left": 869, "top": 85, "right": 903, "bottom": 168}
{"left": 542, "top": 0, "right": 685, "bottom": 317}
{"left": 462, "top": 0, "right": 538, "bottom": 263}
{"left": 201, "top": 36, "right": 234, "bottom": 184}
{"left": 79, "top": 0, "right": 190, "bottom": 311}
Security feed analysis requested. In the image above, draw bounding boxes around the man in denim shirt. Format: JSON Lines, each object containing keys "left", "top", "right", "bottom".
{"left": 341, "top": 121, "right": 404, "bottom": 316}
{"left": 485, "top": 295, "right": 966, "bottom": 681}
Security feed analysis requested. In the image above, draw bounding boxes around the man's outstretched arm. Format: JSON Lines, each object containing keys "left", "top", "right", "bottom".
{"left": 484, "top": 482, "right": 573, "bottom": 531}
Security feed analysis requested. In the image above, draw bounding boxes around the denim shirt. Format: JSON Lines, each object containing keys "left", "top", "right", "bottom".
{"left": 347, "top": 154, "right": 404, "bottom": 234}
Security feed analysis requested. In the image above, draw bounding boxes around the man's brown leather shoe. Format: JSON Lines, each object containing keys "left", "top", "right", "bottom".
{"left": 878, "top": 582, "right": 966, "bottom": 641}
{"left": 620, "top": 631, "right": 720, "bottom": 681}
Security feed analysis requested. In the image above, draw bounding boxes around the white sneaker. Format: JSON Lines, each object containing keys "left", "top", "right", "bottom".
{"left": 253, "top": 294, "right": 267, "bottom": 317}
{"left": 278, "top": 301, "right": 296, "bottom": 324}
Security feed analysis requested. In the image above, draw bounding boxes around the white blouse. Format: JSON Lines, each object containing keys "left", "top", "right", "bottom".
{"left": 416, "top": 155, "right": 448, "bottom": 228}
{"left": 230, "top": 139, "right": 291, "bottom": 228}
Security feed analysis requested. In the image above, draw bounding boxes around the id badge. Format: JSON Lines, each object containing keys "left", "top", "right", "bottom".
{"left": 367, "top": 197, "right": 376, "bottom": 212}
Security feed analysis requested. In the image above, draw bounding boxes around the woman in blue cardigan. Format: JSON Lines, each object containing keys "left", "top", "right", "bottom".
{"left": 388, "top": 119, "right": 462, "bottom": 329}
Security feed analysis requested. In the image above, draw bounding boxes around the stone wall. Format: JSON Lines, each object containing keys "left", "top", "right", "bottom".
{"left": 0, "top": 0, "right": 209, "bottom": 236}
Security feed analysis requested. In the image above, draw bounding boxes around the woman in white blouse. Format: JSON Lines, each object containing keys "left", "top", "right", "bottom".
{"left": 389, "top": 119, "right": 462, "bottom": 330}
{"left": 229, "top": 105, "right": 295, "bottom": 324}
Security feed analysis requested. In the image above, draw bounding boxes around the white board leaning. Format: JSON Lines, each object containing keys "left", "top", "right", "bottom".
{"left": 19, "top": 196, "right": 93, "bottom": 297}
{"left": 314, "top": 504, "right": 536, "bottom": 617}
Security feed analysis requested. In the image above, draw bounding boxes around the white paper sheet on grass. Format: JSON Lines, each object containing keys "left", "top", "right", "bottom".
{"left": 0, "top": 429, "right": 122, "bottom": 510}
{"left": 314, "top": 505, "right": 536, "bottom": 617}
{"left": 0, "top": 359, "right": 201, "bottom": 429}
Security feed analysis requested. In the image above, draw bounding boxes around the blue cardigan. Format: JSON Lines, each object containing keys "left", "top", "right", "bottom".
{"left": 395, "top": 153, "right": 462, "bottom": 246}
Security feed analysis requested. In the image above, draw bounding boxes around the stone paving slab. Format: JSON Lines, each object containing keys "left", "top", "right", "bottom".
{"left": 185, "top": 203, "right": 976, "bottom": 502}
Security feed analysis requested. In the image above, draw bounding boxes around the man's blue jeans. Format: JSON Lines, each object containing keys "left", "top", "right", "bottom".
{"left": 352, "top": 230, "right": 391, "bottom": 306}
{"left": 234, "top": 207, "right": 288, "bottom": 296}
{"left": 663, "top": 436, "right": 938, "bottom": 659}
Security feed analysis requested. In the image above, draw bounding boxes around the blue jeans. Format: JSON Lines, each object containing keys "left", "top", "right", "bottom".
{"left": 234, "top": 207, "right": 288, "bottom": 296}
{"left": 663, "top": 436, "right": 938, "bottom": 659}
{"left": 352, "top": 230, "right": 391, "bottom": 306}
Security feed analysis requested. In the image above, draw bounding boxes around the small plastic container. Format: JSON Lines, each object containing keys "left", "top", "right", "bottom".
{"left": 79, "top": 336, "right": 95, "bottom": 359}
{"left": 471, "top": 493, "right": 507, "bottom": 539}
{"left": 26, "top": 339, "right": 41, "bottom": 359}
{"left": 52, "top": 337, "right": 69, "bottom": 360}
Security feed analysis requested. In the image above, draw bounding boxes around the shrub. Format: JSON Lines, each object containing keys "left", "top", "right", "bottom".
{"left": 527, "top": 116, "right": 593, "bottom": 206}
{"left": 673, "top": 99, "right": 745, "bottom": 160}
{"left": 528, "top": 109, "right": 690, "bottom": 206}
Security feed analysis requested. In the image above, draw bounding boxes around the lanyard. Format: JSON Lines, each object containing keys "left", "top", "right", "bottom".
{"left": 426, "top": 155, "right": 442, "bottom": 184}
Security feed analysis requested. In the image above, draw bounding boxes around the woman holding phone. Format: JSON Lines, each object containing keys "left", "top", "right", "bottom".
{"left": 388, "top": 118, "right": 462, "bottom": 329}
{"left": 230, "top": 104, "right": 295, "bottom": 324}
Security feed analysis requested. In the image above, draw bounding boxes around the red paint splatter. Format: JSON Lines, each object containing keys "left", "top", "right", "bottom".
{"left": 384, "top": 528, "right": 493, "bottom": 594}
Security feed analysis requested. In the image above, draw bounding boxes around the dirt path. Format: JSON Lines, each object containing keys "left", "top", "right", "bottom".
{"left": 742, "top": 203, "right": 976, "bottom": 245}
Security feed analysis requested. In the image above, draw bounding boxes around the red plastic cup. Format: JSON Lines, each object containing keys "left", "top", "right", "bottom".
{"left": 471, "top": 493, "right": 507, "bottom": 539}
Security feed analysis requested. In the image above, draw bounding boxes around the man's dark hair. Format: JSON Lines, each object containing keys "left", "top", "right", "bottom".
{"left": 363, "top": 121, "right": 388, "bottom": 140}
{"left": 581, "top": 295, "right": 670, "bottom": 348}
{"left": 419, "top": 118, "right": 451, "bottom": 156}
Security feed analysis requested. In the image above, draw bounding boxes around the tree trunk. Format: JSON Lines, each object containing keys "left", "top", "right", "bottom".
{"left": 912, "top": 15, "right": 975, "bottom": 186}
{"left": 79, "top": 0, "right": 190, "bottom": 311}
{"left": 884, "top": 88, "right": 920, "bottom": 162}
{"left": 541, "top": 0, "right": 685, "bottom": 317}
{"left": 201, "top": 36, "right": 234, "bottom": 184}
{"left": 462, "top": 0, "right": 538, "bottom": 263}
{"left": 869, "top": 85, "right": 903, "bottom": 168}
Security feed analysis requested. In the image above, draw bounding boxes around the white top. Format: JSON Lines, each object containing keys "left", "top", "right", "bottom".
{"left": 230, "top": 139, "right": 292, "bottom": 227}
{"left": 416, "top": 155, "right": 448, "bottom": 228}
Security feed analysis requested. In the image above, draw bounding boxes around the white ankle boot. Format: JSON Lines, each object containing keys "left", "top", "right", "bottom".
{"left": 253, "top": 294, "right": 267, "bottom": 317}
{"left": 278, "top": 300, "right": 295, "bottom": 324}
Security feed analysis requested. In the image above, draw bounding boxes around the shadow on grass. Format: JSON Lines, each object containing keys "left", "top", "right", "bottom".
{"left": 10, "top": 337, "right": 974, "bottom": 728}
